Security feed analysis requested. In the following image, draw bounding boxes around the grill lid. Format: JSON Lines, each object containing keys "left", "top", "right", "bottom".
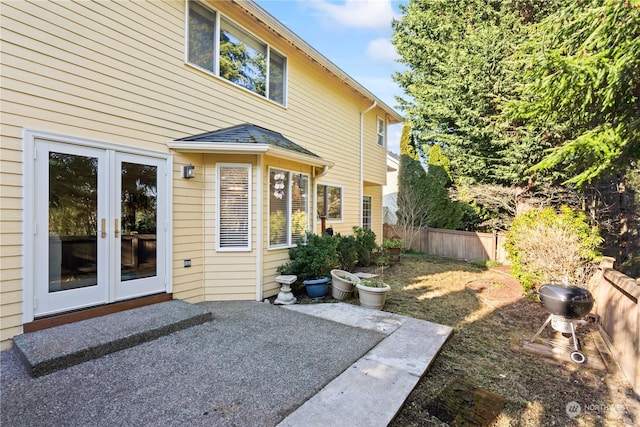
{"left": 538, "top": 283, "right": 594, "bottom": 319}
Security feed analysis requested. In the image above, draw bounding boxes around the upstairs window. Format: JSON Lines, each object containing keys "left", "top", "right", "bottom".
{"left": 187, "top": 1, "right": 287, "bottom": 105}
{"left": 377, "top": 117, "right": 386, "bottom": 147}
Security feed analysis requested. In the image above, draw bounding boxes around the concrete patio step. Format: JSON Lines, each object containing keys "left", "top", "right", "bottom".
{"left": 12, "top": 300, "right": 212, "bottom": 377}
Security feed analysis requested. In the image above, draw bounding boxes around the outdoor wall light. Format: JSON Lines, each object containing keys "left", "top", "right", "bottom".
{"left": 183, "top": 164, "right": 195, "bottom": 179}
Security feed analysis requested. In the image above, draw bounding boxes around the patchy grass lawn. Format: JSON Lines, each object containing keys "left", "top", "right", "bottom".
{"left": 356, "top": 254, "right": 632, "bottom": 426}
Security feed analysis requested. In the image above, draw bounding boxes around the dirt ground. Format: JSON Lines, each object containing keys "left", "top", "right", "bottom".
{"left": 350, "top": 257, "right": 639, "bottom": 426}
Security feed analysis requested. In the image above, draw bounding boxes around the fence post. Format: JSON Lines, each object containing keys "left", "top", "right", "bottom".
{"left": 492, "top": 230, "right": 497, "bottom": 261}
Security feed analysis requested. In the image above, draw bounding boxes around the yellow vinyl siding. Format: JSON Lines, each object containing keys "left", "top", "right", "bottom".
{"left": 0, "top": 125, "right": 23, "bottom": 350}
{"left": 0, "top": 0, "right": 396, "bottom": 347}
{"left": 203, "top": 154, "right": 257, "bottom": 301}
{"left": 172, "top": 153, "right": 205, "bottom": 303}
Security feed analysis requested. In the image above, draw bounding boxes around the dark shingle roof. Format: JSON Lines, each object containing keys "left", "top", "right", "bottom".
{"left": 174, "top": 124, "right": 321, "bottom": 159}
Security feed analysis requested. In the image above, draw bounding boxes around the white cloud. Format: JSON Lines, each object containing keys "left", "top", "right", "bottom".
{"left": 307, "top": 0, "right": 399, "bottom": 31}
{"left": 366, "top": 38, "right": 399, "bottom": 63}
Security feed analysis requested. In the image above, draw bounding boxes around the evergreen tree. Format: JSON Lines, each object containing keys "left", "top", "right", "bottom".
{"left": 399, "top": 121, "right": 418, "bottom": 161}
{"left": 423, "top": 145, "right": 465, "bottom": 229}
{"left": 507, "top": 0, "right": 640, "bottom": 187}
{"left": 392, "top": 0, "right": 543, "bottom": 186}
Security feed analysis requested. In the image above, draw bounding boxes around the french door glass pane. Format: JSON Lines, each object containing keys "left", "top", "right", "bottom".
{"left": 121, "top": 162, "right": 157, "bottom": 282}
{"left": 48, "top": 152, "right": 98, "bottom": 292}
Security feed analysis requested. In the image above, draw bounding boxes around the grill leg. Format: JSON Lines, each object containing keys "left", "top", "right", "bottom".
{"left": 568, "top": 321, "right": 587, "bottom": 364}
{"left": 530, "top": 314, "right": 553, "bottom": 343}
{"left": 569, "top": 320, "right": 580, "bottom": 351}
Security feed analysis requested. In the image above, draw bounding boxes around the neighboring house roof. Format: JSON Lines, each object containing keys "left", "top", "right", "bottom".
{"left": 168, "top": 123, "right": 333, "bottom": 168}
{"left": 239, "top": 1, "right": 403, "bottom": 124}
{"left": 387, "top": 151, "right": 400, "bottom": 172}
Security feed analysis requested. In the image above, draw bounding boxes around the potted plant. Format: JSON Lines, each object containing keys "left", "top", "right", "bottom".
{"left": 330, "top": 269, "right": 360, "bottom": 300}
{"left": 277, "top": 232, "right": 338, "bottom": 299}
{"left": 382, "top": 238, "right": 403, "bottom": 263}
{"left": 356, "top": 278, "right": 391, "bottom": 310}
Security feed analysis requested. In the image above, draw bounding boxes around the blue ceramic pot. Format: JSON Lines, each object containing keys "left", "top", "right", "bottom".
{"left": 304, "top": 277, "right": 330, "bottom": 299}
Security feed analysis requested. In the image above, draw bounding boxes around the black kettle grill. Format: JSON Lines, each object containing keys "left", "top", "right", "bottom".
{"left": 530, "top": 282, "right": 594, "bottom": 364}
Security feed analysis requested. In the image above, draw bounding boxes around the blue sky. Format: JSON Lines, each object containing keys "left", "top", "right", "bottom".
{"left": 254, "top": 0, "right": 406, "bottom": 153}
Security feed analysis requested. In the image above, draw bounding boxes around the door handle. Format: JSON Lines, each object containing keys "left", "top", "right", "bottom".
{"left": 101, "top": 219, "right": 106, "bottom": 238}
{"left": 114, "top": 219, "right": 120, "bottom": 238}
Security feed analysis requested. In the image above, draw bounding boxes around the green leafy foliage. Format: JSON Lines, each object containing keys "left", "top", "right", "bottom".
{"left": 382, "top": 238, "right": 403, "bottom": 249}
{"left": 507, "top": 0, "right": 640, "bottom": 187}
{"left": 359, "top": 279, "right": 388, "bottom": 288}
{"left": 353, "top": 226, "right": 378, "bottom": 267}
{"left": 392, "top": 0, "right": 546, "bottom": 186}
{"left": 277, "top": 232, "right": 338, "bottom": 284}
{"left": 505, "top": 206, "right": 602, "bottom": 292}
{"left": 335, "top": 234, "right": 359, "bottom": 271}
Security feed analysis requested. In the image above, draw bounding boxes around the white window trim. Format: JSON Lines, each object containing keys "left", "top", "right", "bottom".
{"left": 21, "top": 129, "right": 173, "bottom": 324}
{"left": 377, "top": 116, "right": 386, "bottom": 147}
{"left": 216, "top": 163, "right": 252, "bottom": 252}
{"left": 184, "top": 0, "right": 288, "bottom": 107}
{"left": 267, "top": 167, "right": 310, "bottom": 250}
{"left": 318, "top": 182, "right": 344, "bottom": 223}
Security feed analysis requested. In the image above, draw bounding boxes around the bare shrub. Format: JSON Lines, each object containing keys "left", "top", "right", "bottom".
{"left": 505, "top": 206, "right": 602, "bottom": 292}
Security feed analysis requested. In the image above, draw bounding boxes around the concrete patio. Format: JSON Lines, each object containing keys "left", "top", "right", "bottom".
{"left": 1, "top": 300, "right": 452, "bottom": 426}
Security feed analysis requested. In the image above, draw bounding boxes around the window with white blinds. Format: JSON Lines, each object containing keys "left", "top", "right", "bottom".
{"left": 269, "top": 168, "right": 309, "bottom": 248}
{"left": 217, "top": 164, "right": 251, "bottom": 251}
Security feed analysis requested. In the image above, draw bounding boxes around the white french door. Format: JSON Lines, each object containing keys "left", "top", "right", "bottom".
{"left": 33, "top": 140, "right": 168, "bottom": 317}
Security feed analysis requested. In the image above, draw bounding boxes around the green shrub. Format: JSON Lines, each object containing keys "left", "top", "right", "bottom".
{"left": 335, "top": 233, "right": 359, "bottom": 271}
{"left": 353, "top": 226, "right": 378, "bottom": 267}
{"left": 505, "top": 206, "right": 602, "bottom": 293}
{"left": 277, "top": 232, "right": 338, "bottom": 285}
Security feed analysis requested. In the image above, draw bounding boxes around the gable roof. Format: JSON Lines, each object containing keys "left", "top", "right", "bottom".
{"left": 168, "top": 124, "right": 333, "bottom": 168}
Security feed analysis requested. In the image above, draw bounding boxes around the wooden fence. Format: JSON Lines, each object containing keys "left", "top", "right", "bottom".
{"left": 384, "top": 225, "right": 509, "bottom": 263}
{"left": 596, "top": 257, "right": 640, "bottom": 396}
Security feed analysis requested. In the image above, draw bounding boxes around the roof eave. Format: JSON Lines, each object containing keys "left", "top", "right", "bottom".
{"left": 268, "top": 146, "right": 334, "bottom": 169}
{"left": 167, "top": 141, "right": 334, "bottom": 169}
{"left": 167, "top": 141, "right": 269, "bottom": 154}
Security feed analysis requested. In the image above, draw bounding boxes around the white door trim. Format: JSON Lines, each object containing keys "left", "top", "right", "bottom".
{"left": 22, "top": 129, "right": 173, "bottom": 324}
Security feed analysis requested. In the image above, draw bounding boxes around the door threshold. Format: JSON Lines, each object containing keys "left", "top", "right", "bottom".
{"left": 24, "top": 293, "right": 172, "bottom": 333}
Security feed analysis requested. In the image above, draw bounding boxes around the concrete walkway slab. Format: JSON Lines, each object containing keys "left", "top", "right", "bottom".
{"left": 279, "top": 303, "right": 453, "bottom": 426}
{"left": 283, "top": 302, "right": 405, "bottom": 334}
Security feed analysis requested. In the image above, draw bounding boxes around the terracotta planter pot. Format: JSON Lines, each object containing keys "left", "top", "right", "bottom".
{"left": 330, "top": 269, "right": 360, "bottom": 300}
{"left": 356, "top": 282, "right": 391, "bottom": 310}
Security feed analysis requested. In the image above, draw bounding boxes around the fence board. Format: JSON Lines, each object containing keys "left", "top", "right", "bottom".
{"left": 385, "top": 226, "right": 509, "bottom": 263}
{"left": 596, "top": 257, "right": 640, "bottom": 396}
